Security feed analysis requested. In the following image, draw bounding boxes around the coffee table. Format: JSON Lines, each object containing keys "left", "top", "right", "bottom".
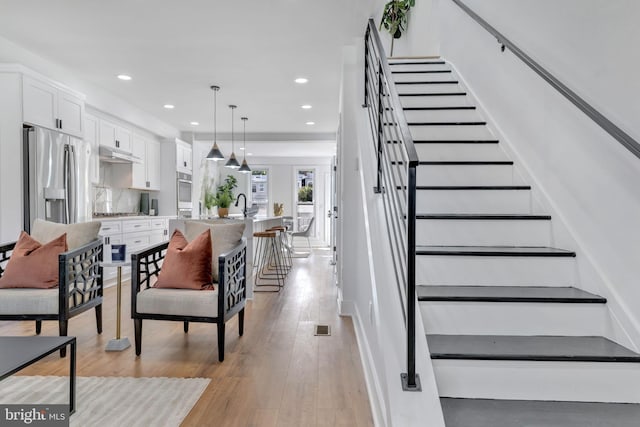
{"left": 0, "top": 336, "right": 76, "bottom": 414}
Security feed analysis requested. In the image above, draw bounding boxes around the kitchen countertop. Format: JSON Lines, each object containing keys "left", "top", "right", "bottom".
{"left": 94, "top": 215, "right": 177, "bottom": 222}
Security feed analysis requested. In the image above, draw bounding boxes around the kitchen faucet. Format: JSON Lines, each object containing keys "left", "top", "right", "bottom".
{"left": 235, "top": 193, "right": 247, "bottom": 217}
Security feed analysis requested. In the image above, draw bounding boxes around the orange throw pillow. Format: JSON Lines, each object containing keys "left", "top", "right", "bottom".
{"left": 0, "top": 231, "right": 67, "bottom": 289}
{"left": 154, "top": 229, "right": 213, "bottom": 290}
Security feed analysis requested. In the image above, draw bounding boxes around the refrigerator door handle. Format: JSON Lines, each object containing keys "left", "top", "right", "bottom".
{"left": 69, "top": 145, "right": 77, "bottom": 223}
{"left": 63, "top": 145, "right": 71, "bottom": 224}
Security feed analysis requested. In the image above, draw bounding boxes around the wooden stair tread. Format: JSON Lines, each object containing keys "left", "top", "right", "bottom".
{"left": 428, "top": 335, "right": 640, "bottom": 362}
{"left": 416, "top": 214, "right": 551, "bottom": 220}
{"left": 416, "top": 246, "right": 576, "bottom": 257}
{"left": 441, "top": 398, "right": 640, "bottom": 427}
{"left": 417, "top": 285, "right": 606, "bottom": 303}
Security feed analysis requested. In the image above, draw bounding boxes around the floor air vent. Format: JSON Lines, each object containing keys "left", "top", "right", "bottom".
{"left": 314, "top": 325, "right": 331, "bottom": 336}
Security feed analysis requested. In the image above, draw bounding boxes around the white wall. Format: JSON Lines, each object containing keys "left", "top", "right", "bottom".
{"left": 337, "top": 42, "right": 445, "bottom": 427}
{"left": 458, "top": 0, "right": 640, "bottom": 143}
{"left": 371, "top": 0, "right": 439, "bottom": 58}
{"left": 434, "top": 0, "right": 640, "bottom": 347}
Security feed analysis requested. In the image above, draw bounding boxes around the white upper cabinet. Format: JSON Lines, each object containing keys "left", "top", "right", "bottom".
{"left": 176, "top": 140, "right": 192, "bottom": 173}
{"left": 84, "top": 113, "right": 100, "bottom": 185}
{"left": 57, "top": 89, "right": 84, "bottom": 136}
{"left": 99, "top": 118, "right": 132, "bottom": 153}
{"left": 22, "top": 75, "right": 84, "bottom": 137}
{"left": 131, "top": 135, "right": 161, "bottom": 190}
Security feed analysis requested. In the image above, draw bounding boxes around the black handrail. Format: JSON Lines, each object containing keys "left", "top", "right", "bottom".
{"left": 451, "top": 0, "right": 640, "bottom": 160}
{"left": 363, "top": 18, "right": 421, "bottom": 392}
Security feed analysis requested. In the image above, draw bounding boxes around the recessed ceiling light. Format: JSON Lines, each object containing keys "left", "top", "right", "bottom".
{"left": 295, "top": 78, "right": 308, "bottom": 84}
{"left": 247, "top": 153, "right": 253, "bottom": 156}
{"left": 117, "top": 74, "right": 132, "bottom": 81}
{"left": 190, "top": 121, "right": 199, "bottom": 126}
{"left": 301, "top": 105, "right": 312, "bottom": 109}
{"left": 163, "top": 104, "right": 175, "bottom": 109}
{"left": 306, "top": 121, "right": 315, "bottom": 125}
{"left": 239, "top": 147, "right": 245, "bottom": 150}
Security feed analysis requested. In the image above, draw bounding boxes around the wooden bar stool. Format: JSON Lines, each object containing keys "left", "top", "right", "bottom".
{"left": 253, "top": 231, "right": 285, "bottom": 292}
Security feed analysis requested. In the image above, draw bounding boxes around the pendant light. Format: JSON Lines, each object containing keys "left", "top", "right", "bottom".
{"left": 238, "top": 116, "right": 251, "bottom": 173}
{"left": 206, "top": 85, "right": 224, "bottom": 160}
{"left": 225, "top": 105, "right": 240, "bottom": 168}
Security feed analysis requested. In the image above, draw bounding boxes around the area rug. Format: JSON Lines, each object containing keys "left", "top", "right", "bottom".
{"left": 0, "top": 376, "right": 210, "bottom": 427}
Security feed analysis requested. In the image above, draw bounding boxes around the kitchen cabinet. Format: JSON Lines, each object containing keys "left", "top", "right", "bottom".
{"left": 85, "top": 113, "right": 100, "bottom": 185}
{"left": 98, "top": 217, "right": 170, "bottom": 283}
{"left": 99, "top": 118, "right": 132, "bottom": 153}
{"left": 132, "top": 136, "right": 161, "bottom": 190}
{"left": 23, "top": 75, "right": 84, "bottom": 138}
{"left": 176, "top": 140, "right": 192, "bottom": 173}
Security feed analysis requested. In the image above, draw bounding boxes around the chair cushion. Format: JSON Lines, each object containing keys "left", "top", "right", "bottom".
{"left": 0, "top": 288, "right": 58, "bottom": 314}
{"left": 31, "top": 219, "right": 101, "bottom": 251}
{"left": 185, "top": 221, "right": 245, "bottom": 282}
{"left": 0, "top": 232, "right": 67, "bottom": 289}
{"left": 155, "top": 230, "right": 212, "bottom": 290}
{"left": 137, "top": 287, "right": 219, "bottom": 318}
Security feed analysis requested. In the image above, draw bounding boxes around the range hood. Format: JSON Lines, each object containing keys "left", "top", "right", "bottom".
{"left": 99, "top": 146, "right": 142, "bottom": 164}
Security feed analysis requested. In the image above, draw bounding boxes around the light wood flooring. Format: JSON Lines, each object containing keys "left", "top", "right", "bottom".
{"left": 0, "top": 249, "right": 373, "bottom": 427}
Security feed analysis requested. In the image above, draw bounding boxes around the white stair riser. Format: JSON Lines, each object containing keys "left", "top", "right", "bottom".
{"left": 403, "top": 109, "right": 482, "bottom": 123}
{"left": 390, "top": 64, "right": 451, "bottom": 72}
{"left": 415, "top": 143, "right": 506, "bottom": 161}
{"left": 416, "top": 219, "right": 551, "bottom": 246}
{"left": 397, "top": 83, "right": 463, "bottom": 94}
{"left": 393, "top": 72, "right": 456, "bottom": 83}
{"left": 433, "top": 360, "right": 640, "bottom": 403}
{"left": 401, "top": 95, "right": 471, "bottom": 108}
{"left": 409, "top": 125, "right": 494, "bottom": 140}
{"left": 416, "top": 256, "right": 575, "bottom": 286}
{"left": 420, "top": 302, "right": 609, "bottom": 336}
{"left": 416, "top": 189, "right": 531, "bottom": 214}
{"left": 417, "top": 164, "right": 514, "bottom": 186}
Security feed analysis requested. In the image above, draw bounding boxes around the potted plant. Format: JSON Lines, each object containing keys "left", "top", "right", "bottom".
{"left": 379, "top": 0, "right": 415, "bottom": 56}
{"left": 213, "top": 175, "right": 238, "bottom": 218}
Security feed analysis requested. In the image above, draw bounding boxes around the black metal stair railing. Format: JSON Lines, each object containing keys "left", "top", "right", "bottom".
{"left": 363, "top": 18, "right": 421, "bottom": 391}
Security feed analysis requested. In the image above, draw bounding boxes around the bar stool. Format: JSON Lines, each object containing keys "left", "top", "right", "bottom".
{"left": 253, "top": 231, "right": 286, "bottom": 292}
{"left": 267, "top": 226, "right": 292, "bottom": 271}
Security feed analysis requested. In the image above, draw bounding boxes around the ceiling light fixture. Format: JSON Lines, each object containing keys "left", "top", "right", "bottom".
{"left": 190, "top": 121, "right": 199, "bottom": 126}
{"left": 295, "top": 78, "right": 308, "bottom": 84}
{"left": 239, "top": 117, "right": 251, "bottom": 173}
{"left": 306, "top": 121, "right": 315, "bottom": 125}
{"left": 163, "top": 104, "right": 175, "bottom": 109}
{"left": 301, "top": 105, "right": 312, "bottom": 109}
{"left": 117, "top": 74, "right": 132, "bottom": 81}
{"left": 225, "top": 105, "right": 240, "bottom": 169}
{"left": 206, "top": 85, "right": 225, "bottom": 161}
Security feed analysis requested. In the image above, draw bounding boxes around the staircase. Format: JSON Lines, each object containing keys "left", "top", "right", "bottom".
{"left": 390, "top": 58, "right": 640, "bottom": 425}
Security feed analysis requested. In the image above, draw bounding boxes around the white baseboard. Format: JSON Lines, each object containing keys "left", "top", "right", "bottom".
{"left": 350, "top": 304, "right": 387, "bottom": 427}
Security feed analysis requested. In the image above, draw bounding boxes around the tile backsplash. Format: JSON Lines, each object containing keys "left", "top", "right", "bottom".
{"left": 93, "top": 186, "right": 143, "bottom": 214}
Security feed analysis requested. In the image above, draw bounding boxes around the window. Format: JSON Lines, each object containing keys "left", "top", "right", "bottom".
{"left": 296, "top": 169, "right": 315, "bottom": 234}
{"left": 251, "top": 169, "right": 269, "bottom": 217}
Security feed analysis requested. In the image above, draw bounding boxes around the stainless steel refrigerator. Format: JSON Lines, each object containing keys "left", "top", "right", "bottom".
{"left": 23, "top": 125, "right": 91, "bottom": 232}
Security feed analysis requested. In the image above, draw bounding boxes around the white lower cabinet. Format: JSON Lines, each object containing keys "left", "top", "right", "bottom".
{"left": 98, "top": 217, "right": 170, "bottom": 283}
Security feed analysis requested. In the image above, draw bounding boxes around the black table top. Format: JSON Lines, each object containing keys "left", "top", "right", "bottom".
{"left": 0, "top": 336, "right": 75, "bottom": 379}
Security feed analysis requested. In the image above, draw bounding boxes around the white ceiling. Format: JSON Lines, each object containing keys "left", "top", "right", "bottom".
{"left": 0, "top": 0, "right": 372, "bottom": 136}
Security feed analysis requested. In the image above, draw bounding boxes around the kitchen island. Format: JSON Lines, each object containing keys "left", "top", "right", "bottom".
{"left": 170, "top": 216, "right": 284, "bottom": 299}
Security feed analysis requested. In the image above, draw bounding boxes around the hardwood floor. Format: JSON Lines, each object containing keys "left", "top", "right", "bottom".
{"left": 0, "top": 249, "right": 373, "bottom": 427}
